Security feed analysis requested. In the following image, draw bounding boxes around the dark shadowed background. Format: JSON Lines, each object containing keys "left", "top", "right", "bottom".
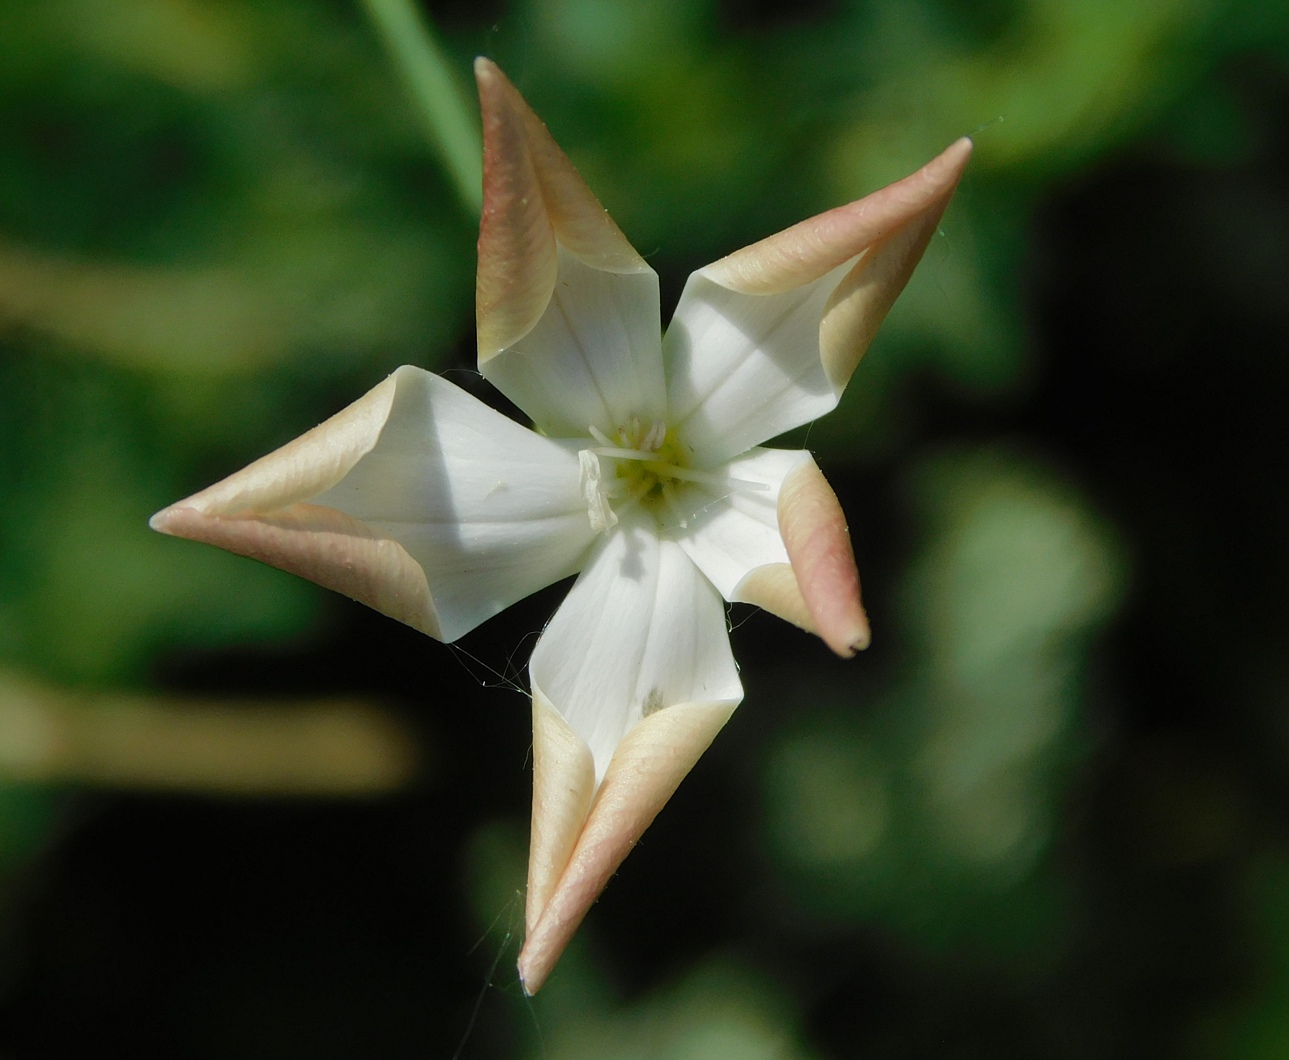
{"left": 1, "top": 0, "right": 1287, "bottom": 1056}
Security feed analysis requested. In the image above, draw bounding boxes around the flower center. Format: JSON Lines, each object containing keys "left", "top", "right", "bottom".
{"left": 577, "top": 417, "right": 766, "bottom": 533}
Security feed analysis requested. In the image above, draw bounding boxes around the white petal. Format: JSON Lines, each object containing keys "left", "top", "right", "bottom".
{"left": 672, "top": 447, "right": 811, "bottom": 599}
{"left": 313, "top": 367, "right": 596, "bottom": 641}
{"left": 529, "top": 510, "right": 742, "bottom": 784}
{"left": 663, "top": 263, "right": 850, "bottom": 465}
{"left": 482, "top": 246, "right": 667, "bottom": 437}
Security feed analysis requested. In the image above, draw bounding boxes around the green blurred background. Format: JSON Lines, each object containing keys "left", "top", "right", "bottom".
{"left": 1, "top": 0, "right": 1287, "bottom": 1055}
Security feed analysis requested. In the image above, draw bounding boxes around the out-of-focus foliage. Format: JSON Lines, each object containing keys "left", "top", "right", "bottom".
{"left": 764, "top": 447, "right": 1124, "bottom": 955}
{"left": 1, "top": 0, "right": 1287, "bottom": 1055}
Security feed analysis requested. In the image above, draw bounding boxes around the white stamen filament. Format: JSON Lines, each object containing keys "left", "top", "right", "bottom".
{"left": 642, "top": 420, "right": 666, "bottom": 450}
{"left": 663, "top": 466, "right": 769, "bottom": 492}
{"left": 588, "top": 447, "right": 769, "bottom": 494}
{"left": 591, "top": 446, "right": 658, "bottom": 461}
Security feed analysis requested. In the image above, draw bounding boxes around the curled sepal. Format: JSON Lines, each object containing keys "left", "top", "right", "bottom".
{"left": 672, "top": 447, "right": 818, "bottom": 636}
{"left": 675, "top": 448, "right": 866, "bottom": 652}
{"left": 666, "top": 138, "right": 972, "bottom": 464}
{"left": 150, "top": 367, "right": 594, "bottom": 643}
{"left": 518, "top": 699, "right": 737, "bottom": 995}
{"left": 777, "top": 455, "right": 869, "bottom": 657}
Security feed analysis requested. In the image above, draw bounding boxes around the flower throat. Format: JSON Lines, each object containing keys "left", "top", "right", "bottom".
{"left": 578, "top": 417, "right": 765, "bottom": 533}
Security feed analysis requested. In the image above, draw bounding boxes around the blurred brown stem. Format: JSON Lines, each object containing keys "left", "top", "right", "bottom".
{"left": 0, "top": 670, "right": 420, "bottom": 797}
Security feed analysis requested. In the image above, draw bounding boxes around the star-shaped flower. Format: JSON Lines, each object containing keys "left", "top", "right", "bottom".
{"left": 150, "top": 59, "right": 970, "bottom": 993}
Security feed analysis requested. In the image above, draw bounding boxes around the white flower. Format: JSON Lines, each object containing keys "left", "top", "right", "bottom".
{"left": 150, "top": 58, "right": 971, "bottom": 993}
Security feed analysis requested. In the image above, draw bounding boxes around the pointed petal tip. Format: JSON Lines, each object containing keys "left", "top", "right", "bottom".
{"left": 472, "top": 56, "right": 507, "bottom": 101}
{"left": 701, "top": 135, "right": 973, "bottom": 299}
{"left": 778, "top": 457, "right": 870, "bottom": 659}
{"left": 516, "top": 933, "right": 555, "bottom": 996}
{"left": 148, "top": 506, "right": 175, "bottom": 534}
{"left": 935, "top": 136, "right": 974, "bottom": 183}
{"left": 148, "top": 503, "right": 200, "bottom": 536}
{"left": 830, "top": 610, "right": 872, "bottom": 658}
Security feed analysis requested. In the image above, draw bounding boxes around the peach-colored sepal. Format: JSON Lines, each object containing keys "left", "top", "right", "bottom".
{"left": 702, "top": 137, "right": 972, "bottom": 298}
{"left": 526, "top": 693, "right": 596, "bottom": 932}
{"left": 150, "top": 503, "right": 440, "bottom": 638}
{"left": 776, "top": 456, "right": 869, "bottom": 657}
{"left": 518, "top": 698, "right": 737, "bottom": 995}
{"left": 474, "top": 58, "right": 648, "bottom": 361}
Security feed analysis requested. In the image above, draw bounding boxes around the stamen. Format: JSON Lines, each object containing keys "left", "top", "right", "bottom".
{"left": 643, "top": 420, "right": 666, "bottom": 451}
{"left": 655, "top": 465, "right": 770, "bottom": 492}
{"left": 591, "top": 446, "right": 657, "bottom": 461}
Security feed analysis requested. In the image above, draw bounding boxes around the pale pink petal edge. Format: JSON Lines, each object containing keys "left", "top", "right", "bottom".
{"left": 150, "top": 502, "right": 441, "bottom": 638}
{"left": 701, "top": 137, "right": 972, "bottom": 297}
{"left": 776, "top": 456, "right": 869, "bottom": 657}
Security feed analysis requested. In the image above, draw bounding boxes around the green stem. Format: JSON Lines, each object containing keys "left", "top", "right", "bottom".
{"left": 358, "top": 0, "right": 482, "bottom": 216}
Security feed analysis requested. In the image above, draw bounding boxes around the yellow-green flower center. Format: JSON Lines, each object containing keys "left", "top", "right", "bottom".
{"left": 606, "top": 420, "right": 690, "bottom": 514}
{"left": 578, "top": 417, "right": 767, "bottom": 534}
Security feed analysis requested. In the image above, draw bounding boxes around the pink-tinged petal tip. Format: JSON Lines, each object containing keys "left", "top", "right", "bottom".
{"left": 146, "top": 500, "right": 444, "bottom": 639}
{"left": 778, "top": 457, "right": 869, "bottom": 658}
{"left": 702, "top": 136, "right": 973, "bottom": 299}
{"left": 474, "top": 58, "right": 649, "bottom": 364}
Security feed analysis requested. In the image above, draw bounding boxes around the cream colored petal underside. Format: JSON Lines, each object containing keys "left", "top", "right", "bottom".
{"left": 733, "top": 562, "right": 815, "bottom": 634}
{"left": 818, "top": 182, "right": 963, "bottom": 391}
{"left": 154, "top": 372, "right": 399, "bottom": 517}
{"left": 777, "top": 455, "right": 869, "bottom": 656}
